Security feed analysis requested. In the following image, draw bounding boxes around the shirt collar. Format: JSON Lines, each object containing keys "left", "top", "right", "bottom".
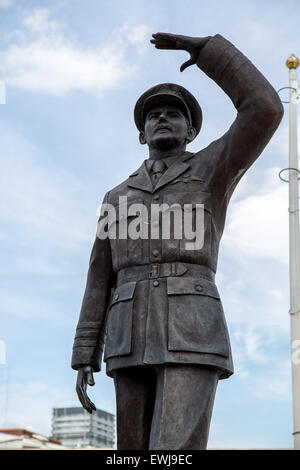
{"left": 146, "top": 155, "right": 180, "bottom": 171}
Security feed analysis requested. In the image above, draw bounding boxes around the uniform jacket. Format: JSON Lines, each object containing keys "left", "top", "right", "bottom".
{"left": 71, "top": 34, "right": 283, "bottom": 380}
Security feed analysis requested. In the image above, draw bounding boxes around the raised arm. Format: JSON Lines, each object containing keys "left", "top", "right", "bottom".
{"left": 151, "top": 33, "right": 284, "bottom": 199}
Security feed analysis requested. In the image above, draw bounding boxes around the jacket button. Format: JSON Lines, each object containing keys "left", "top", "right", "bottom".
{"left": 153, "top": 194, "right": 159, "bottom": 201}
{"left": 152, "top": 249, "right": 159, "bottom": 257}
{"left": 195, "top": 284, "right": 203, "bottom": 292}
{"left": 153, "top": 280, "right": 159, "bottom": 287}
{"left": 115, "top": 294, "right": 119, "bottom": 300}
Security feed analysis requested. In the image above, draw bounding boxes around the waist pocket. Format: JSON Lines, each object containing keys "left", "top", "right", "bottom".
{"left": 167, "top": 277, "right": 229, "bottom": 357}
{"left": 104, "top": 281, "right": 136, "bottom": 360}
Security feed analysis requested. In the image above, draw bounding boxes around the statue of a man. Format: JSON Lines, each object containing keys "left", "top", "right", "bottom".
{"left": 71, "top": 33, "right": 283, "bottom": 449}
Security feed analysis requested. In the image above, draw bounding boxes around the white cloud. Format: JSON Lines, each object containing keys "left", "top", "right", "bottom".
{"left": 0, "top": 381, "right": 75, "bottom": 435}
{"left": 0, "top": 9, "right": 149, "bottom": 96}
{"left": 265, "top": 123, "right": 300, "bottom": 160}
{"left": 223, "top": 167, "right": 289, "bottom": 264}
{"left": 0, "top": 0, "right": 13, "bottom": 9}
{"left": 0, "top": 292, "right": 42, "bottom": 318}
{"left": 249, "top": 360, "right": 292, "bottom": 404}
{"left": 234, "top": 328, "right": 275, "bottom": 365}
{"left": 23, "top": 8, "right": 64, "bottom": 34}
{"left": 229, "top": 326, "right": 281, "bottom": 382}
{"left": 0, "top": 372, "right": 116, "bottom": 436}
{"left": 1, "top": 39, "right": 134, "bottom": 96}
{"left": 0, "top": 123, "right": 93, "bottom": 254}
{"left": 220, "top": 266, "right": 289, "bottom": 331}
{"left": 124, "top": 24, "right": 152, "bottom": 54}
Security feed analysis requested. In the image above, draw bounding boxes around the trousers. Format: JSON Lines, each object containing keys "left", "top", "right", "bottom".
{"left": 113, "top": 364, "right": 220, "bottom": 450}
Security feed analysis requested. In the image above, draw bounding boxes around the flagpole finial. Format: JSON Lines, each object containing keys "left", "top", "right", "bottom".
{"left": 286, "top": 54, "right": 299, "bottom": 69}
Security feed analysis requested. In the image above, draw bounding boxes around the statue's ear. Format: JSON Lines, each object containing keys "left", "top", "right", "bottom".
{"left": 139, "top": 131, "right": 146, "bottom": 145}
{"left": 186, "top": 126, "right": 197, "bottom": 143}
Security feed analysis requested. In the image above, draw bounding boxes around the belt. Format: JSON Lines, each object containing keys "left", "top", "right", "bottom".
{"left": 117, "top": 262, "right": 215, "bottom": 285}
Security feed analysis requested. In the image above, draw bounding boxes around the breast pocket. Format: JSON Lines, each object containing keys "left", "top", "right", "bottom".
{"left": 162, "top": 191, "right": 212, "bottom": 259}
{"left": 109, "top": 197, "right": 145, "bottom": 269}
{"left": 167, "top": 277, "right": 229, "bottom": 358}
{"left": 104, "top": 281, "right": 136, "bottom": 360}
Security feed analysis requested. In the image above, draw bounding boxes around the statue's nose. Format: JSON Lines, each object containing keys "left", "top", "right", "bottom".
{"left": 158, "top": 113, "right": 168, "bottom": 122}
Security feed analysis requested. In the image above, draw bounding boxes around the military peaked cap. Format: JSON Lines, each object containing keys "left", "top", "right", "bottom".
{"left": 134, "top": 83, "right": 203, "bottom": 137}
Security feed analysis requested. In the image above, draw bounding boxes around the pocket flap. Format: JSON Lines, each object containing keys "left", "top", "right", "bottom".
{"left": 167, "top": 277, "right": 220, "bottom": 299}
{"left": 182, "top": 203, "right": 205, "bottom": 213}
{"left": 117, "top": 198, "right": 144, "bottom": 220}
{"left": 163, "top": 191, "right": 211, "bottom": 213}
{"left": 111, "top": 281, "right": 136, "bottom": 306}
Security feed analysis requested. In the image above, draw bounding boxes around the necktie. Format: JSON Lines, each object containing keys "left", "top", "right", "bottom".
{"left": 151, "top": 159, "right": 167, "bottom": 185}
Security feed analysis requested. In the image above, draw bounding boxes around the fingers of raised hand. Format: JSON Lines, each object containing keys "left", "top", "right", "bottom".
{"left": 151, "top": 32, "right": 178, "bottom": 50}
{"left": 152, "top": 32, "right": 177, "bottom": 41}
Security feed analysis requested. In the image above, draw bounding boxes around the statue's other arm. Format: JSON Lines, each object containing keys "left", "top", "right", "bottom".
{"left": 71, "top": 192, "right": 114, "bottom": 411}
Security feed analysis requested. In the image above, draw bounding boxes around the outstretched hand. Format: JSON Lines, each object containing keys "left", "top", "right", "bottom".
{"left": 76, "top": 365, "right": 96, "bottom": 414}
{"left": 150, "top": 33, "right": 210, "bottom": 72}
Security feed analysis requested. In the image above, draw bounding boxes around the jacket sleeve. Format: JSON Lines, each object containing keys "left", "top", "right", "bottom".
{"left": 196, "top": 34, "right": 284, "bottom": 201}
{"left": 71, "top": 192, "right": 114, "bottom": 372}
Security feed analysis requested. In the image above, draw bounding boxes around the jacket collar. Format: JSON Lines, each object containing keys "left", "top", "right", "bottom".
{"left": 128, "top": 160, "right": 153, "bottom": 193}
{"left": 128, "top": 152, "right": 194, "bottom": 193}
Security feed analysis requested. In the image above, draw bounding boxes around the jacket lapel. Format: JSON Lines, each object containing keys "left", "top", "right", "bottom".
{"left": 153, "top": 152, "right": 194, "bottom": 191}
{"left": 127, "top": 152, "right": 195, "bottom": 193}
{"left": 127, "top": 160, "right": 153, "bottom": 193}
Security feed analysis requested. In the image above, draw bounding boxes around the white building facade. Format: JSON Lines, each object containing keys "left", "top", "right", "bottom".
{"left": 51, "top": 407, "right": 115, "bottom": 448}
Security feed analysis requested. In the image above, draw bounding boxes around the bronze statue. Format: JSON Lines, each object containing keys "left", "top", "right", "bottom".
{"left": 71, "top": 33, "right": 283, "bottom": 449}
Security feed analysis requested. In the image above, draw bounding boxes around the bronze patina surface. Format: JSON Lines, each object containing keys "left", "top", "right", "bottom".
{"left": 71, "top": 33, "right": 283, "bottom": 449}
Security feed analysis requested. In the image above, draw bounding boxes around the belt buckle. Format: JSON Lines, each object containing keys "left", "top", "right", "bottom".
{"left": 149, "top": 264, "right": 160, "bottom": 279}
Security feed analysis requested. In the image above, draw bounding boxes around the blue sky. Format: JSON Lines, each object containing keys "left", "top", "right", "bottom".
{"left": 0, "top": 0, "right": 299, "bottom": 449}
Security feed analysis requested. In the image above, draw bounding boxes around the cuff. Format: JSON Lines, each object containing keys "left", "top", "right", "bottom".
{"left": 196, "top": 34, "right": 248, "bottom": 96}
{"left": 71, "top": 321, "right": 105, "bottom": 372}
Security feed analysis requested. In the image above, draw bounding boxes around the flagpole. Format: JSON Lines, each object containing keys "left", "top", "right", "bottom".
{"left": 286, "top": 54, "right": 300, "bottom": 449}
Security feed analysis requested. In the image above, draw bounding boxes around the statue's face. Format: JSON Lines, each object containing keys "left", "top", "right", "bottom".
{"left": 142, "top": 104, "right": 191, "bottom": 150}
